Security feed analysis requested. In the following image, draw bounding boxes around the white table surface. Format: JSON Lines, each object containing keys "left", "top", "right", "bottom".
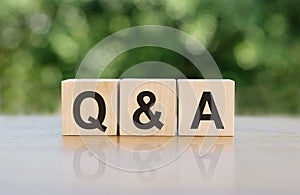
{"left": 0, "top": 116, "right": 299, "bottom": 194}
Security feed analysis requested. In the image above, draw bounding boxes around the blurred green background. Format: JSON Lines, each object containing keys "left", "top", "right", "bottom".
{"left": 0, "top": 0, "right": 299, "bottom": 115}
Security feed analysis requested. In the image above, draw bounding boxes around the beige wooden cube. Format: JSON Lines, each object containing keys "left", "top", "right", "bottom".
{"left": 178, "top": 79, "right": 234, "bottom": 136}
{"left": 62, "top": 79, "right": 118, "bottom": 135}
{"left": 120, "top": 79, "right": 176, "bottom": 136}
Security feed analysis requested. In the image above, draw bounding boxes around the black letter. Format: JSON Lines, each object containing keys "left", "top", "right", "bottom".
{"left": 191, "top": 92, "right": 224, "bottom": 129}
{"left": 73, "top": 91, "right": 107, "bottom": 132}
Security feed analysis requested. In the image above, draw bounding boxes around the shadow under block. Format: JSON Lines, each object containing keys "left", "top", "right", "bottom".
{"left": 62, "top": 79, "right": 118, "bottom": 135}
{"left": 178, "top": 79, "right": 235, "bottom": 136}
{"left": 120, "top": 79, "right": 177, "bottom": 136}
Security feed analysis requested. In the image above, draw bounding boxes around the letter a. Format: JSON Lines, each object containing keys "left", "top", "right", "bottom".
{"left": 191, "top": 92, "right": 224, "bottom": 129}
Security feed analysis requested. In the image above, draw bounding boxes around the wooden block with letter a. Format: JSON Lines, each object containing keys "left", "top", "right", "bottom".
{"left": 62, "top": 79, "right": 118, "bottom": 135}
{"left": 120, "top": 79, "right": 177, "bottom": 136}
{"left": 178, "top": 79, "right": 235, "bottom": 136}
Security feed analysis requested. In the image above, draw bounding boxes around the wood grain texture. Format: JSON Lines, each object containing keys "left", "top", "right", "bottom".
{"left": 178, "top": 79, "right": 235, "bottom": 136}
{"left": 62, "top": 79, "right": 118, "bottom": 135}
{"left": 120, "top": 79, "right": 177, "bottom": 136}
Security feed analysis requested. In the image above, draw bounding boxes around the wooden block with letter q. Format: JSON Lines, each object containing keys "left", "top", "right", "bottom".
{"left": 120, "top": 79, "right": 177, "bottom": 136}
{"left": 62, "top": 79, "right": 118, "bottom": 135}
{"left": 178, "top": 79, "right": 235, "bottom": 136}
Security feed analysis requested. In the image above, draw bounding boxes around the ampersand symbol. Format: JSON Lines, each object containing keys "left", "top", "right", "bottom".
{"left": 132, "top": 144, "right": 162, "bottom": 181}
{"left": 133, "top": 91, "right": 164, "bottom": 130}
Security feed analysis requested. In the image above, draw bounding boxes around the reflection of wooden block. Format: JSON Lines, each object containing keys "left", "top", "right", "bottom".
{"left": 62, "top": 79, "right": 118, "bottom": 135}
{"left": 178, "top": 79, "right": 234, "bottom": 136}
{"left": 120, "top": 79, "right": 176, "bottom": 136}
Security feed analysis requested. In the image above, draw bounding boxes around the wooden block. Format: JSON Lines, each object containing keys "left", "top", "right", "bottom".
{"left": 178, "top": 79, "right": 234, "bottom": 136}
{"left": 120, "top": 79, "right": 176, "bottom": 136}
{"left": 62, "top": 79, "right": 118, "bottom": 135}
